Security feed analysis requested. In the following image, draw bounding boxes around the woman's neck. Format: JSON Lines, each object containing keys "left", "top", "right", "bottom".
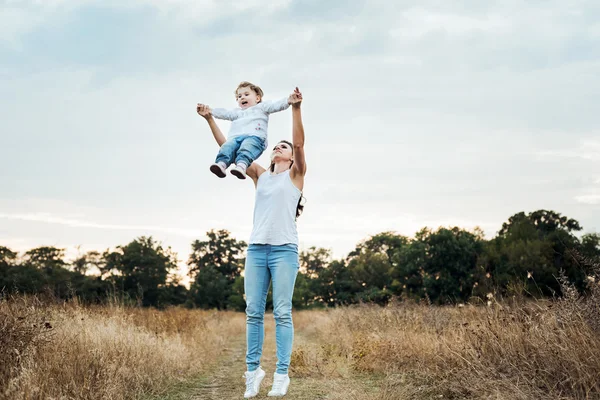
{"left": 272, "top": 160, "right": 291, "bottom": 174}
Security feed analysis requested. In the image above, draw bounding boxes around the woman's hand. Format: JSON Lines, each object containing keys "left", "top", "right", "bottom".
{"left": 196, "top": 103, "right": 213, "bottom": 120}
{"left": 288, "top": 87, "right": 303, "bottom": 108}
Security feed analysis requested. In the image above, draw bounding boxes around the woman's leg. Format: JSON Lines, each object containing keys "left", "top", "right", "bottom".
{"left": 244, "top": 244, "right": 271, "bottom": 372}
{"left": 268, "top": 244, "right": 300, "bottom": 374}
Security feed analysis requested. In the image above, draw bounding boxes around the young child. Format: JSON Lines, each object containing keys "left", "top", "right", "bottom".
{"left": 200, "top": 81, "right": 293, "bottom": 180}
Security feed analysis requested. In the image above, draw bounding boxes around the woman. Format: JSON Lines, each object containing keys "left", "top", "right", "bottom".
{"left": 196, "top": 87, "right": 306, "bottom": 398}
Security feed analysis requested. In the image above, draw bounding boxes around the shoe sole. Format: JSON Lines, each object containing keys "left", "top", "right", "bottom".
{"left": 267, "top": 392, "right": 288, "bottom": 397}
{"left": 210, "top": 164, "right": 226, "bottom": 178}
{"left": 231, "top": 169, "right": 246, "bottom": 180}
{"left": 268, "top": 380, "right": 289, "bottom": 397}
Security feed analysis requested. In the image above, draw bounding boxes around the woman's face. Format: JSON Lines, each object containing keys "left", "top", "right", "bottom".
{"left": 271, "top": 141, "right": 293, "bottom": 163}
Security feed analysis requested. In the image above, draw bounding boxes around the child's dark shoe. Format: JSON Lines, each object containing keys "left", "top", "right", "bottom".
{"left": 231, "top": 163, "right": 247, "bottom": 180}
{"left": 210, "top": 162, "right": 227, "bottom": 178}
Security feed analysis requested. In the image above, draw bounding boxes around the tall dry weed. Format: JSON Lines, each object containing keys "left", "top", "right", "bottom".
{"left": 0, "top": 296, "right": 53, "bottom": 395}
{"left": 1, "top": 297, "right": 245, "bottom": 400}
{"left": 290, "top": 254, "right": 600, "bottom": 399}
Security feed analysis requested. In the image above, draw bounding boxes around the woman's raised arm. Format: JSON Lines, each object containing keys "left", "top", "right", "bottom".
{"left": 289, "top": 88, "right": 306, "bottom": 179}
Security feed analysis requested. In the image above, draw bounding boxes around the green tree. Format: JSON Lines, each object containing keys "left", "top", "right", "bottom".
{"left": 1, "top": 247, "right": 46, "bottom": 296}
{"left": 188, "top": 230, "right": 246, "bottom": 309}
{"left": 300, "top": 247, "right": 331, "bottom": 278}
{"left": 19, "top": 246, "right": 77, "bottom": 298}
{"left": 346, "top": 232, "right": 409, "bottom": 304}
{"left": 290, "top": 273, "right": 310, "bottom": 308}
{"left": 0, "top": 246, "right": 17, "bottom": 269}
{"left": 298, "top": 247, "right": 331, "bottom": 307}
{"left": 499, "top": 210, "right": 582, "bottom": 238}
{"left": 392, "top": 233, "right": 427, "bottom": 300}
{"left": 227, "top": 275, "right": 246, "bottom": 312}
{"left": 348, "top": 231, "right": 409, "bottom": 261}
{"left": 314, "top": 259, "right": 359, "bottom": 306}
{"left": 422, "top": 227, "right": 483, "bottom": 303}
{"left": 483, "top": 210, "right": 585, "bottom": 297}
{"left": 0, "top": 245, "right": 110, "bottom": 301}
{"left": 72, "top": 249, "right": 102, "bottom": 275}
{"left": 348, "top": 250, "right": 393, "bottom": 292}
{"left": 392, "top": 227, "right": 484, "bottom": 304}
{"left": 1, "top": 263, "right": 48, "bottom": 295}
{"left": 103, "top": 236, "right": 178, "bottom": 307}
{"left": 581, "top": 233, "right": 600, "bottom": 261}
{"left": 0, "top": 247, "right": 18, "bottom": 291}
{"left": 188, "top": 230, "right": 246, "bottom": 283}
{"left": 23, "top": 246, "right": 68, "bottom": 272}
{"left": 190, "top": 265, "right": 230, "bottom": 309}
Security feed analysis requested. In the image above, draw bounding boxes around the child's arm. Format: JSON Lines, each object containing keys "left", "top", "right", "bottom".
{"left": 211, "top": 107, "right": 240, "bottom": 121}
{"left": 259, "top": 97, "right": 291, "bottom": 114}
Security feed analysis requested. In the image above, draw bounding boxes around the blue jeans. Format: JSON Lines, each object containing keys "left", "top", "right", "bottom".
{"left": 245, "top": 243, "right": 299, "bottom": 374}
{"left": 216, "top": 135, "right": 265, "bottom": 167}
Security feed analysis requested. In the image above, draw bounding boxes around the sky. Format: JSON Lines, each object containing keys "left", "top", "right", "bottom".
{"left": 1, "top": 0, "right": 599, "bottom": 280}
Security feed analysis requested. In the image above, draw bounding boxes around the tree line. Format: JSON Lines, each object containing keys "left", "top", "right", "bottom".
{"left": 1, "top": 209, "right": 599, "bottom": 310}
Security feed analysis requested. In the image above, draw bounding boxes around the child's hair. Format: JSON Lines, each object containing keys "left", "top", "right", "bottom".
{"left": 269, "top": 140, "right": 305, "bottom": 220}
{"left": 235, "top": 81, "right": 264, "bottom": 103}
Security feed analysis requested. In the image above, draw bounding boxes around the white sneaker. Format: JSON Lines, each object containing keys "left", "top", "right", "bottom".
{"left": 209, "top": 162, "right": 227, "bottom": 178}
{"left": 230, "top": 163, "right": 247, "bottom": 180}
{"left": 267, "top": 372, "right": 290, "bottom": 397}
{"left": 243, "top": 367, "right": 265, "bottom": 398}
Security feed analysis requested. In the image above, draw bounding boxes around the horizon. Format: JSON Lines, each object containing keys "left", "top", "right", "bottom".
{"left": 0, "top": 207, "right": 593, "bottom": 286}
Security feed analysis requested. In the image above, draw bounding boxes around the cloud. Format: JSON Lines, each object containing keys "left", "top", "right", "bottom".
{"left": 390, "top": 8, "right": 512, "bottom": 37}
{"left": 0, "top": 212, "right": 205, "bottom": 238}
{"left": 0, "top": 0, "right": 292, "bottom": 47}
{"left": 535, "top": 139, "right": 600, "bottom": 161}
{"left": 575, "top": 195, "right": 600, "bottom": 205}
{"left": 0, "top": 5, "right": 44, "bottom": 48}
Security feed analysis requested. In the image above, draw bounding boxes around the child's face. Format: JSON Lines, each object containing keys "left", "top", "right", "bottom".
{"left": 236, "top": 87, "right": 261, "bottom": 109}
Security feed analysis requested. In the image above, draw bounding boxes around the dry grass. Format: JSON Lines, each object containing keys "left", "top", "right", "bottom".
{"left": 0, "top": 296, "right": 53, "bottom": 395}
{"left": 290, "top": 292, "right": 600, "bottom": 399}
{"left": 285, "top": 256, "right": 600, "bottom": 399}
{"left": 0, "top": 296, "right": 244, "bottom": 400}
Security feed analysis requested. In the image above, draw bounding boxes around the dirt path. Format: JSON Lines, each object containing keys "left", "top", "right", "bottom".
{"left": 163, "top": 315, "right": 387, "bottom": 400}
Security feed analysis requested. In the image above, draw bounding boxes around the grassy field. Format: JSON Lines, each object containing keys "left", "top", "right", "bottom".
{"left": 2, "top": 288, "right": 600, "bottom": 399}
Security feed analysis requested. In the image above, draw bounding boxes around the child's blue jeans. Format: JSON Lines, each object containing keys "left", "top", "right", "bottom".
{"left": 244, "top": 243, "right": 299, "bottom": 374}
{"left": 215, "top": 135, "right": 265, "bottom": 167}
